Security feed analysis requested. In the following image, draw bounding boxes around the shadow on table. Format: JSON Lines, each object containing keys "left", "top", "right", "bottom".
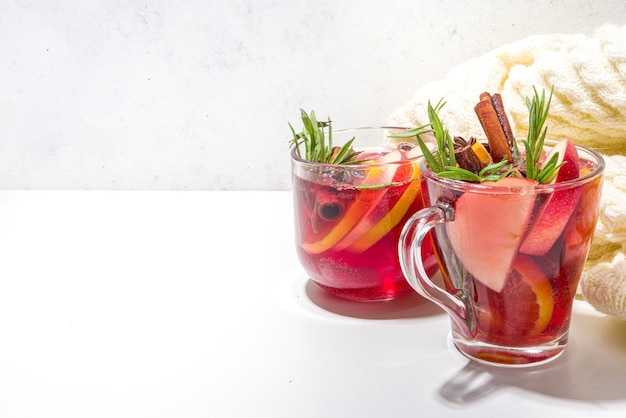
{"left": 439, "top": 311, "right": 626, "bottom": 403}
{"left": 303, "top": 279, "right": 444, "bottom": 320}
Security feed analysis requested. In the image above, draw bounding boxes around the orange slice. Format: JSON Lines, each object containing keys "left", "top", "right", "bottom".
{"left": 513, "top": 256, "right": 555, "bottom": 336}
{"left": 477, "top": 255, "right": 554, "bottom": 342}
{"left": 300, "top": 151, "right": 402, "bottom": 254}
{"left": 471, "top": 141, "right": 492, "bottom": 166}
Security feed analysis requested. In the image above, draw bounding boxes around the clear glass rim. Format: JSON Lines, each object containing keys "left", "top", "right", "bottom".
{"left": 419, "top": 139, "right": 606, "bottom": 193}
{"left": 290, "top": 126, "right": 428, "bottom": 168}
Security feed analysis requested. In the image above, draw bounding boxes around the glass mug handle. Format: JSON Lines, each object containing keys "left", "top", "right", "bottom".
{"left": 398, "top": 201, "right": 475, "bottom": 339}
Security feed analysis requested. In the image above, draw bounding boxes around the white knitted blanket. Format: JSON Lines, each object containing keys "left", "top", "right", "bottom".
{"left": 388, "top": 24, "right": 626, "bottom": 320}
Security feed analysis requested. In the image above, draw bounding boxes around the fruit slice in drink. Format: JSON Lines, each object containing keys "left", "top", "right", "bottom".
{"left": 520, "top": 138, "right": 582, "bottom": 255}
{"left": 334, "top": 153, "right": 421, "bottom": 253}
{"left": 300, "top": 151, "right": 402, "bottom": 254}
{"left": 343, "top": 179, "right": 421, "bottom": 253}
{"left": 476, "top": 255, "right": 555, "bottom": 343}
{"left": 446, "top": 177, "right": 537, "bottom": 292}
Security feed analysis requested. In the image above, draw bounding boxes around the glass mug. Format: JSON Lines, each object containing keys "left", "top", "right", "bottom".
{"left": 399, "top": 140, "right": 604, "bottom": 366}
{"left": 291, "top": 127, "right": 438, "bottom": 301}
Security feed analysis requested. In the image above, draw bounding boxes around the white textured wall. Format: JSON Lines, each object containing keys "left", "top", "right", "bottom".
{"left": 1, "top": 0, "right": 624, "bottom": 190}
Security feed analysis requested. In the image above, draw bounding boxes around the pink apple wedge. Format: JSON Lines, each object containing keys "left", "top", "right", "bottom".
{"left": 447, "top": 177, "right": 537, "bottom": 293}
{"left": 549, "top": 138, "right": 580, "bottom": 184}
{"left": 520, "top": 138, "right": 581, "bottom": 255}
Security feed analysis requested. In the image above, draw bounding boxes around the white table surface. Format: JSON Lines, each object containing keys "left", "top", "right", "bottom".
{"left": 0, "top": 190, "right": 624, "bottom": 417}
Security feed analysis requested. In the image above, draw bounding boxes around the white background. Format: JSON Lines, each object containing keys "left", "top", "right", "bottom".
{"left": 1, "top": 0, "right": 624, "bottom": 190}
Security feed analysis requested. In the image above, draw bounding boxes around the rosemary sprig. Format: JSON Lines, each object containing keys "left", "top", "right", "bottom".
{"left": 289, "top": 109, "right": 360, "bottom": 165}
{"left": 410, "top": 100, "right": 512, "bottom": 182}
{"left": 478, "top": 158, "right": 513, "bottom": 181}
{"left": 397, "top": 99, "right": 456, "bottom": 174}
{"left": 427, "top": 99, "right": 456, "bottom": 172}
{"left": 438, "top": 158, "right": 511, "bottom": 182}
{"left": 523, "top": 86, "right": 563, "bottom": 183}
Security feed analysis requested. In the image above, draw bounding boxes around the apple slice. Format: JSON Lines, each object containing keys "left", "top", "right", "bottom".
{"left": 562, "top": 174, "right": 603, "bottom": 293}
{"left": 404, "top": 146, "right": 426, "bottom": 160}
{"left": 447, "top": 177, "right": 537, "bottom": 293}
{"left": 300, "top": 151, "right": 402, "bottom": 254}
{"left": 520, "top": 138, "right": 581, "bottom": 255}
{"left": 548, "top": 137, "right": 580, "bottom": 184}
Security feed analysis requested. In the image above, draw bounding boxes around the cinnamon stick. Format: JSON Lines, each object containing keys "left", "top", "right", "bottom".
{"left": 491, "top": 93, "right": 516, "bottom": 151}
{"left": 474, "top": 92, "right": 514, "bottom": 163}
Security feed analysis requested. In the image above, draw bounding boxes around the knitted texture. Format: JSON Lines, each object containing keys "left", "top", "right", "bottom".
{"left": 388, "top": 24, "right": 626, "bottom": 319}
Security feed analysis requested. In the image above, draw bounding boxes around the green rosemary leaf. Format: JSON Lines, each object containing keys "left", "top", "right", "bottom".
{"left": 484, "top": 166, "right": 512, "bottom": 182}
{"left": 478, "top": 157, "right": 509, "bottom": 178}
{"left": 327, "top": 121, "right": 334, "bottom": 157}
{"left": 428, "top": 100, "right": 448, "bottom": 169}
{"left": 288, "top": 122, "right": 301, "bottom": 157}
{"left": 388, "top": 123, "right": 433, "bottom": 139}
{"left": 356, "top": 183, "right": 397, "bottom": 190}
{"left": 524, "top": 86, "right": 555, "bottom": 183}
{"left": 439, "top": 167, "right": 481, "bottom": 182}
{"left": 523, "top": 139, "right": 537, "bottom": 180}
{"left": 302, "top": 109, "right": 318, "bottom": 159}
{"left": 331, "top": 138, "right": 358, "bottom": 165}
{"left": 417, "top": 134, "right": 441, "bottom": 173}
{"left": 446, "top": 133, "right": 456, "bottom": 168}
{"left": 536, "top": 152, "right": 565, "bottom": 184}
{"left": 482, "top": 174, "right": 506, "bottom": 182}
